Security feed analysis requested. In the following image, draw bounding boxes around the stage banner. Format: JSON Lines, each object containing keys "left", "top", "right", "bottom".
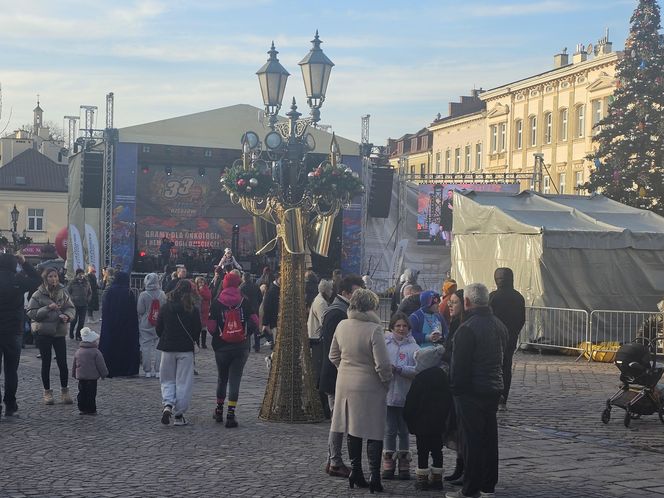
{"left": 85, "top": 224, "right": 100, "bottom": 272}
{"left": 340, "top": 155, "right": 362, "bottom": 275}
{"left": 69, "top": 224, "right": 85, "bottom": 271}
{"left": 417, "top": 183, "right": 520, "bottom": 246}
{"left": 112, "top": 143, "right": 138, "bottom": 272}
{"left": 135, "top": 166, "right": 254, "bottom": 257}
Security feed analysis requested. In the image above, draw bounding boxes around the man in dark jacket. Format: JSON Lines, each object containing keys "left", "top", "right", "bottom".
{"left": 164, "top": 265, "right": 187, "bottom": 293}
{"left": 240, "top": 272, "right": 263, "bottom": 352}
{"left": 489, "top": 267, "right": 526, "bottom": 409}
{"left": 319, "top": 274, "right": 365, "bottom": 478}
{"left": 261, "top": 275, "right": 280, "bottom": 348}
{"left": 67, "top": 268, "right": 92, "bottom": 340}
{"left": 448, "top": 283, "right": 507, "bottom": 498}
{"left": 0, "top": 253, "right": 41, "bottom": 418}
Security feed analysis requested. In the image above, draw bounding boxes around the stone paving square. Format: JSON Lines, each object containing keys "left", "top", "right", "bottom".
{"left": 1, "top": 331, "right": 664, "bottom": 497}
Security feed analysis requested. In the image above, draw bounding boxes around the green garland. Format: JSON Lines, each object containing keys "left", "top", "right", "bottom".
{"left": 221, "top": 165, "right": 276, "bottom": 198}
{"left": 307, "top": 163, "right": 364, "bottom": 199}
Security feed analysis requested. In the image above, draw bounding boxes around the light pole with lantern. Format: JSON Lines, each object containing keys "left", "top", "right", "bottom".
{"left": 10, "top": 205, "right": 20, "bottom": 251}
{"left": 221, "top": 32, "right": 363, "bottom": 423}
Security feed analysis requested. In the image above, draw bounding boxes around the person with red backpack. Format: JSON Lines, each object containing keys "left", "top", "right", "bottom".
{"left": 136, "top": 273, "right": 167, "bottom": 378}
{"left": 208, "top": 272, "right": 259, "bottom": 428}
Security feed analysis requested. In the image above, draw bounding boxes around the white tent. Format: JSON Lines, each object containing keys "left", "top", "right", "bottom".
{"left": 452, "top": 190, "right": 664, "bottom": 312}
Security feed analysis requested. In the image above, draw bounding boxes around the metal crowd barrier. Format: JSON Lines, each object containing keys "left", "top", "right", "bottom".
{"left": 378, "top": 297, "right": 393, "bottom": 330}
{"left": 519, "top": 306, "right": 589, "bottom": 360}
{"left": 589, "top": 310, "right": 664, "bottom": 356}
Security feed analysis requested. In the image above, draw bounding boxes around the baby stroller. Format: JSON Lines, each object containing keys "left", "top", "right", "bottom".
{"left": 601, "top": 337, "right": 664, "bottom": 427}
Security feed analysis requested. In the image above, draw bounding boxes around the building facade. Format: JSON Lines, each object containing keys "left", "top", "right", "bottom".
{"left": 481, "top": 44, "right": 618, "bottom": 193}
{"left": 388, "top": 128, "right": 432, "bottom": 175}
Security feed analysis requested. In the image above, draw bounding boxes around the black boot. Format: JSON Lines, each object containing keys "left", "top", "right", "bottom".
{"left": 367, "top": 439, "right": 384, "bottom": 493}
{"left": 444, "top": 456, "right": 464, "bottom": 482}
{"left": 347, "top": 435, "right": 369, "bottom": 489}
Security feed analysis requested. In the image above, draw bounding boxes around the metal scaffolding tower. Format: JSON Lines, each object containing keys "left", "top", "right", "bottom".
{"left": 63, "top": 115, "right": 79, "bottom": 151}
{"left": 80, "top": 105, "right": 97, "bottom": 138}
{"left": 102, "top": 92, "right": 116, "bottom": 268}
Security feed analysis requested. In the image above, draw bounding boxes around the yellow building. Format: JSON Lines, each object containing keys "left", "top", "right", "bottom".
{"left": 481, "top": 42, "right": 618, "bottom": 193}
{"left": 388, "top": 128, "right": 432, "bottom": 177}
{"left": 0, "top": 149, "right": 68, "bottom": 247}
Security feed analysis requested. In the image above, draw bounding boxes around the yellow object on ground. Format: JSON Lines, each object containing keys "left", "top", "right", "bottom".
{"left": 580, "top": 341, "right": 621, "bottom": 362}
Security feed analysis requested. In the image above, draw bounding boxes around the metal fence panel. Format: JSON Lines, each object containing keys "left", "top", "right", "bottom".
{"left": 519, "top": 306, "right": 589, "bottom": 359}
{"left": 589, "top": 310, "right": 664, "bottom": 352}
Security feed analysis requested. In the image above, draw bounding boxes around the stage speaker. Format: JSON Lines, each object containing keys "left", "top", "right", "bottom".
{"left": 80, "top": 152, "right": 104, "bottom": 208}
{"left": 368, "top": 167, "right": 394, "bottom": 218}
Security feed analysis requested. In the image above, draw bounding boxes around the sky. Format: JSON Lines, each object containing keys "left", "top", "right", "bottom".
{"left": 0, "top": 0, "right": 644, "bottom": 146}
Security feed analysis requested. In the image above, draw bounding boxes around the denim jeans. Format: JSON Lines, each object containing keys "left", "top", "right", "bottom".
{"left": 37, "top": 335, "right": 68, "bottom": 390}
{"left": 214, "top": 348, "right": 249, "bottom": 403}
{"left": 0, "top": 334, "right": 22, "bottom": 411}
{"left": 384, "top": 405, "right": 409, "bottom": 452}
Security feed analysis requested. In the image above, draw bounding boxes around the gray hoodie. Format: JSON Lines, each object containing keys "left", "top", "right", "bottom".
{"left": 136, "top": 273, "right": 167, "bottom": 334}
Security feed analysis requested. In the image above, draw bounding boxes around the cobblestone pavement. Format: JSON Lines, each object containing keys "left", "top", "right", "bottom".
{"left": 1, "top": 329, "right": 664, "bottom": 497}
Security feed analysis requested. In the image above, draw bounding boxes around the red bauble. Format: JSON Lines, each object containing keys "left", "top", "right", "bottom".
{"left": 237, "top": 179, "right": 246, "bottom": 187}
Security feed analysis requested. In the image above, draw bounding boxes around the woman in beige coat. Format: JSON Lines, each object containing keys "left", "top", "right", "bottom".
{"left": 329, "top": 288, "right": 392, "bottom": 493}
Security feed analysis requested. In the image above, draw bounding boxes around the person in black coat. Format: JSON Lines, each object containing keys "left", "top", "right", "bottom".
{"left": 488, "top": 267, "right": 525, "bottom": 408}
{"left": 239, "top": 272, "right": 263, "bottom": 352}
{"left": 403, "top": 346, "right": 452, "bottom": 491}
{"left": 450, "top": 283, "right": 507, "bottom": 498}
{"left": 319, "top": 274, "right": 365, "bottom": 478}
{"left": 0, "top": 253, "right": 41, "bottom": 417}
{"left": 304, "top": 270, "right": 319, "bottom": 310}
{"left": 260, "top": 275, "right": 280, "bottom": 347}
{"left": 397, "top": 284, "right": 423, "bottom": 317}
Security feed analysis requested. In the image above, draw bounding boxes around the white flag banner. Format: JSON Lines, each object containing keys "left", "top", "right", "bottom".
{"left": 389, "top": 239, "right": 409, "bottom": 285}
{"left": 69, "top": 224, "right": 85, "bottom": 272}
{"left": 84, "top": 224, "right": 100, "bottom": 272}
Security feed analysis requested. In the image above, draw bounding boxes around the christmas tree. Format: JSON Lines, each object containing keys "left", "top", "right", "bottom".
{"left": 588, "top": 0, "right": 664, "bottom": 215}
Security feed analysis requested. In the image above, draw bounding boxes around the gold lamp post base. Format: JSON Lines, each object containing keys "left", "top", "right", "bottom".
{"left": 259, "top": 247, "right": 324, "bottom": 423}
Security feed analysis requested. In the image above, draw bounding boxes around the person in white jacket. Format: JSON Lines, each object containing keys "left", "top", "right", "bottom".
{"left": 307, "top": 279, "right": 333, "bottom": 339}
{"left": 136, "top": 273, "right": 167, "bottom": 378}
{"left": 383, "top": 311, "right": 419, "bottom": 481}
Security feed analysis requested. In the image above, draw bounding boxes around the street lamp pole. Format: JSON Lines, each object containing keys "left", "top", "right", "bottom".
{"left": 10, "top": 205, "right": 19, "bottom": 251}
{"left": 221, "top": 33, "right": 362, "bottom": 423}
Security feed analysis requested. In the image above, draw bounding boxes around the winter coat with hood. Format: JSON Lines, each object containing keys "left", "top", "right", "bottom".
{"left": 409, "top": 291, "right": 449, "bottom": 347}
{"left": 209, "top": 276, "right": 259, "bottom": 352}
{"left": 156, "top": 300, "right": 202, "bottom": 353}
{"left": 403, "top": 346, "right": 452, "bottom": 435}
{"left": 261, "top": 281, "right": 280, "bottom": 329}
{"left": 137, "top": 273, "right": 167, "bottom": 334}
{"left": 72, "top": 342, "right": 109, "bottom": 380}
{"left": 384, "top": 331, "right": 419, "bottom": 407}
{"left": 397, "top": 293, "right": 421, "bottom": 317}
{"left": 67, "top": 275, "right": 91, "bottom": 307}
{"left": 0, "top": 255, "right": 40, "bottom": 338}
{"left": 27, "top": 283, "right": 76, "bottom": 337}
{"left": 489, "top": 267, "right": 526, "bottom": 343}
{"left": 318, "top": 295, "right": 350, "bottom": 396}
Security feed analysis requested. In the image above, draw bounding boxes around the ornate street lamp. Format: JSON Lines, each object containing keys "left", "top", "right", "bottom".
{"left": 222, "top": 33, "right": 363, "bottom": 423}
{"left": 10, "top": 205, "right": 19, "bottom": 251}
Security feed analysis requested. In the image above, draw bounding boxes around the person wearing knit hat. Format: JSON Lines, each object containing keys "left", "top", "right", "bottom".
{"left": 72, "top": 327, "right": 108, "bottom": 415}
{"left": 217, "top": 248, "right": 242, "bottom": 272}
{"left": 439, "top": 279, "right": 457, "bottom": 325}
{"left": 409, "top": 291, "right": 448, "bottom": 348}
{"left": 209, "top": 266, "right": 259, "bottom": 427}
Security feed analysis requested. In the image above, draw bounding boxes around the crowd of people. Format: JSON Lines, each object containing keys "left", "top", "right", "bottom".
{"left": 0, "top": 246, "right": 526, "bottom": 497}
{"left": 309, "top": 267, "right": 525, "bottom": 497}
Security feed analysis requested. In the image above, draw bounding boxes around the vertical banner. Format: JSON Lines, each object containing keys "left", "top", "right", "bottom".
{"left": 112, "top": 143, "right": 138, "bottom": 272}
{"left": 340, "top": 155, "right": 362, "bottom": 275}
{"left": 389, "top": 239, "right": 409, "bottom": 285}
{"left": 69, "top": 224, "right": 85, "bottom": 271}
{"left": 85, "top": 224, "right": 100, "bottom": 272}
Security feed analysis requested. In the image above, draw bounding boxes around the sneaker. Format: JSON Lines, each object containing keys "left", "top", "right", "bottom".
{"left": 328, "top": 464, "right": 350, "bottom": 478}
{"left": 214, "top": 405, "right": 224, "bottom": 423}
{"left": 161, "top": 405, "right": 172, "bottom": 425}
{"left": 225, "top": 413, "right": 238, "bottom": 428}
{"left": 174, "top": 415, "right": 188, "bottom": 426}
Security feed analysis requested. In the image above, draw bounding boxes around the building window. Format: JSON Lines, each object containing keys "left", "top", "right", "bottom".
{"left": 543, "top": 176, "right": 551, "bottom": 194}
{"left": 28, "top": 208, "right": 44, "bottom": 231}
{"left": 142, "top": 145, "right": 151, "bottom": 153}
{"left": 498, "top": 123, "right": 506, "bottom": 152}
{"left": 560, "top": 108, "right": 568, "bottom": 141}
{"left": 592, "top": 100, "right": 603, "bottom": 135}
{"left": 445, "top": 150, "right": 451, "bottom": 173}
{"left": 544, "top": 112, "right": 553, "bottom": 144}
{"left": 411, "top": 138, "right": 418, "bottom": 150}
{"left": 529, "top": 116, "right": 537, "bottom": 147}
{"left": 559, "top": 172, "right": 566, "bottom": 194}
{"left": 515, "top": 119, "right": 523, "bottom": 149}
{"left": 490, "top": 125, "right": 498, "bottom": 153}
{"left": 575, "top": 171, "right": 583, "bottom": 194}
{"left": 465, "top": 145, "right": 471, "bottom": 171}
{"left": 435, "top": 151, "right": 441, "bottom": 172}
{"left": 410, "top": 165, "right": 415, "bottom": 175}
{"left": 420, "top": 164, "right": 426, "bottom": 177}
{"left": 476, "top": 143, "right": 482, "bottom": 170}
{"left": 576, "top": 104, "right": 585, "bottom": 138}
{"left": 421, "top": 136, "right": 428, "bottom": 149}
{"left": 454, "top": 148, "right": 461, "bottom": 172}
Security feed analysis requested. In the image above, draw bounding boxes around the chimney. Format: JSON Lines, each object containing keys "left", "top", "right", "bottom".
{"left": 572, "top": 44, "right": 587, "bottom": 64}
{"left": 554, "top": 49, "right": 569, "bottom": 68}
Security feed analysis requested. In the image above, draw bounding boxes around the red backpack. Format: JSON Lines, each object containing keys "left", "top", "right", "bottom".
{"left": 147, "top": 298, "right": 160, "bottom": 327}
{"left": 221, "top": 300, "right": 247, "bottom": 343}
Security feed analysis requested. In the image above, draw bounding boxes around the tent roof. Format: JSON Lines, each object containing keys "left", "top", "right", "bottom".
{"left": 454, "top": 190, "right": 664, "bottom": 249}
{"left": 118, "top": 103, "right": 359, "bottom": 156}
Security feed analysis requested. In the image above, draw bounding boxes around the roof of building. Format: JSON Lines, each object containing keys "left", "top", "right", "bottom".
{"left": 0, "top": 149, "right": 68, "bottom": 192}
{"left": 118, "top": 103, "right": 359, "bottom": 156}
